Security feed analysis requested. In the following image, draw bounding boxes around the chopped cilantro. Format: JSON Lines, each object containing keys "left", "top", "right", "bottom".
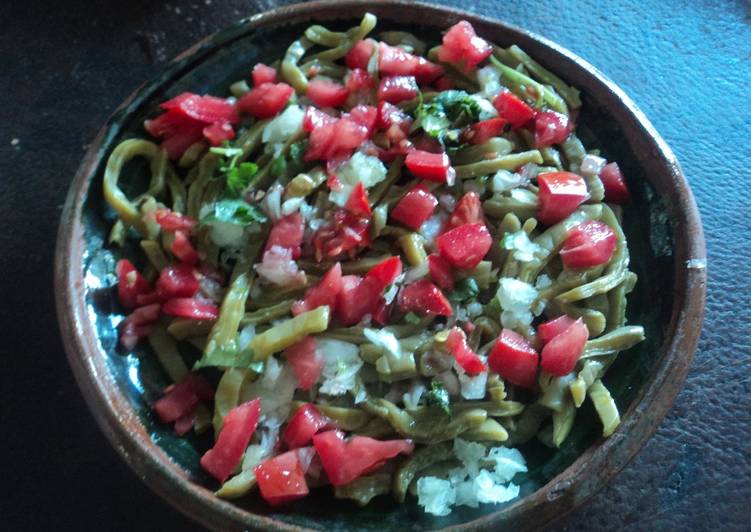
{"left": 201, "top": 198, "right": 267, "bottom": 226}
{"left": 226, "top": 162, "right": 259, "bottom": 196}
{"left": 415, "top": 90, "right": 489, "bottom": 146}
{"left": 426, "top": 379, "right": 451, "bottom": 416}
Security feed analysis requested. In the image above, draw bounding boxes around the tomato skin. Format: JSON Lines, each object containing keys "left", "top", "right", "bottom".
{"left": 488, "top": 329, "right": 539, "bottom": 389}
{"left": 237, "top": 82, "right": 294, "bottom": 119}
{"left": 427, "top": 253, "right": 454, "bottom": 292}
{"left": 535, "top": 111, "right": 572, "bottom": 146}
{"left": 398, "top": 280, "right": 453, "bottom": 317}
{"left": 464, "top": 118, "right": 507, "bottom": 144}
{"left": 446, "top": 191, "right": 483, "bottom": 230}
{"left": 282, "top": 403, "right": 333, "bottom": 449}
{"left": 336, "top": 275, "right": 382, "bottom": 326}
{"left": 155, "top": 264, "right": 200, "bottom": 300}
{"left": 378, "top": 42, "right": 444, "bottom": 84}
{"left": 537, "top": 171, "right": 589, "bottom": 225}
{"left": 540, "top": 318, "right": 589, "bottom": 376}
{"left": 284, "top": 336, "right": 324, "bottom": 391}
{"left": 599, "top": 162, "right": 630, "bottom": 204}
{"left": 254, "top": 450, "right": 309, "bottom": 506}
{"left": 377, "top": 76, "right": 419, "bottom": 104}
{"left": 537, "top": 315, "right": 577, "bottom": 344}
{"left": 436, "top": 222, "right": 492, "bottom": 270}
{"left": 170, "top": 230, "right": 200, "bottom": 265}
{"left": 390, "top": 185, "right": 438, "bottom": 230}
{"left": 116, "top": 259, "right": 152, "bottom": 309}
{"left": 492, "top": 92, "right": 535, "bottom": 129}
{"left": 307, "top": 79, "right": 350, "bottom": 108}
{"left": 252, "top": 63, "right": 277, "bottom": 86}
{"left": 293, "top": 263, "right": 343, "bottom": 316}
{"left": 446, "top": 326, "right": 487, "bottom": 375}
{"left": 266, "top": 213, "right": 305, "bottom": 259}
{"left": 162, "top": 298, "right": 219, "bottom": 321}
{"left": 119, "top": 303, "right": 161, "bottom": 350}
{"left": 366, "top": 256, "right": 403, "bottom": 291}
{"left": 312, "top": 430, "right": 414, "bottom": 486}
{"left": 437, "top": 20, "right": 492, "bottom": 71}
{"left": 155, "top": 210, "right": 197, "bottom": 232}
{"left": 560, "top": 220, "right": 617, "bottom": 268}
{"left": 200, "top": 399, "right": 261, "bottom": 483}
{"left": 345, "top": 38, "right": 375, "bottom": 70}
{"left": 405, "top": 150, "right": 455, "bottom": 184}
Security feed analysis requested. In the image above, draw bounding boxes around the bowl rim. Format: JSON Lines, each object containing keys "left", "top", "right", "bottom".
{"left": 54, "top": 1, "right": 707, "bottom": 530}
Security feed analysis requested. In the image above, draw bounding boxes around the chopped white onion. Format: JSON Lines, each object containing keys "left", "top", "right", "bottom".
{"left": 261, "top": 183, "right": 283, "bottom": 222}
{"left": 496, "top": 277, "right": 539, "bottom": 329}
{"left": 317, "top": 339, "right": 363, "bottom": 396}
{"left": 416, "top": 477, "right": 456, "bottom": 516}
{"left": 477, "top": 66, "right": 502, "bottom": 98}
{"left": 238, "top": 324, "right": 256, "bottom": 351}
{"left": 580, "top": 153, "right": 607, "bottom": 177}
{"left": 281, "top": 196, "right": 305, "bottom": 216}
{"left": 458, "top": 369, "right": 488, "bottom": 400}
{"left": 501, "top": 230, "right": 543, "bottom": 262}
{"left": 254, "top": 246, "right": 306, "bottom": 286}
{"left": 328, "top": 152, "right": 387, "bottom": 207}
{"left": 262, "top": 105, "right": 304, "bottom": 143}
{"left": 491, "top": 170, "right": 524, "bottom": 193}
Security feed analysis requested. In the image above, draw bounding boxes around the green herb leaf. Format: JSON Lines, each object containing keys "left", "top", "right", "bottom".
{"left": 201, "top": 199, "right": 267, "bottom": 226}
{"left": 415, "top": 90, "right": 485, "bottom": 146}
{"left": 426, "top": 379, "right": 451, "bottom": 416}
{"left": 270, "top": 155, "right": 287, "bottom": 178}
{"left": 226, "top": 162, "right": 259, "bottom": 196}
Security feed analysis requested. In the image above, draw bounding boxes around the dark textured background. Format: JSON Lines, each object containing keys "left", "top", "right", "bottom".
{"left": 1, "top": 0, "right": 749, "bottom": 530}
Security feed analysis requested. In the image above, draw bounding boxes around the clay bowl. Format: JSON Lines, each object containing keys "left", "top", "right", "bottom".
{"left": 55, "top": 1, "right": 707, "bottom": 530}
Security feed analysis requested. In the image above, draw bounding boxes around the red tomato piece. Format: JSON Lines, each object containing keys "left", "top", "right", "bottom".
{"left": 535, "top": 111, "right": 572, "bottom": 146}
{"left": 155, "top": 264, "right": 200, "bottom": 300}
{"left": 377, "top": 101, "right": 412, "bottom": 131}
{"left": 162, "top": 298, "right": 219, "bottom": 321}
{"left": 345, "top": 68, "right": 375, "bottom": 93}
{"left": 292, "top": 263, "right": 343, "bottom": 316}
{"left": 427, "top": 253, "right": 454, "bottom": 292}
{"left": 202, "top": 122, "right": 235, "bottom": 146}
{"left": 464, "top": 117, "right": 507, "bottom": 145}
{"left": 537, "top": 171, "right": 589, "bottom": 225}
{"left": 119, "top": 303, "right": 161, "bottom": 350}
{"left": 307, "top": 79, "right": 350, "bottom": 108}
{"left": 155, "top": 210, "right": 197, "bottom": 232}
{"left": 390, "top": 185, "right": 438, "bottom": 230}
{"left": 305, "top": 116, "right": 371, "bottom": 161}
{"left": 159, "top": 92, "right": 193, "bottom": 110}
{"left": 345, "top": 39, "right": 375, "bottom": 70}
{"left": 116, "top": 259, "right": 152, "bottom": 309}
{"left": 348, "top": 105, "right": 378, "bottom": 135}
{"left": 312, "top": 209, "right": 371, "bottom": 260}
{"left": 160, "top": 125, "right": 204, "bottom": 160}
{"left": 540, "top": 318, "right": 589, "bottom": 376}
{"left": 312, "top": 430, "right": 414, "bottom": 486}
{"left": 434, "top": 76, "right": 455, "bottom": 91}
{"left": 436, "top": 222, "right": 492, "bottom": 270}
{"left": 144, "top": 108, "right": 204, "bottom": 159}
{"left": 405, "top": 150, "right": 455, "bottom": 184}
{"left": 336, "top": 275, "right": 382, "bottom": 326}
{"left": 398, "top": 280, "right": 453, "bottom": 317}
{"left": 560, "top": 220, "right": 617, "bottom": 269}
{"left": 371, "top": 298, "right": 391, "bottom": 326}
{"left": 252, "top": 63, "right": 277, "bottom": 86}
{"left": 446, "top": 326, "right": 487, "bottom": 375}
{"left": 344, "top": 182, "right": 372, "bottom": 217}
{"left": 366, "top": 256, "right": 403, "bottom": 291}
{"left": 537, "top": 315, "right": 577, "bottom": 344}
{"left": 170, "top": 230, "right": 199, "bottom": 265}
{"left": 265, "top": 212, "right": 305, "bottom": 259}
{"left": 488, "top": 329, "right": 539, "bottom": 388}
{"left": 282, "top": 403, "right": 333, "bottom": 449}
{"left": 446, "top": 191, "right": 483, "bottom": 230}
{"left": 153, "top": 379, "right": 199, "bottom": 424}
{"left": 284, "top": 336, "right": 325, "bottom": 390}
{"left": 172, "top": 94, "right": 240, "bottom": 125}
{"left": 200, "top": 399, "right": 261, "bottom": 483}
{"left": 599, "top": 162, "right": 630, "bottom": 204}
{"left": 237, "top": 82, "right": 294, "bottom": 119}
{"left": 303, "top": 107, "right": 337, "bottom": 132}
{"left": 254, "top": 450, "right": 309, "bottom": 506}
{"left": 492, "top": 92, "right": 535, "bottom": 129}
{"left": 437, "top": 20, "right": 492, "bottom": 72}
{"left": 378, "top": 42, "right": 443, "bottom": 84}
{"left": 377, "top": 76, "right": 419, "bottom": 104}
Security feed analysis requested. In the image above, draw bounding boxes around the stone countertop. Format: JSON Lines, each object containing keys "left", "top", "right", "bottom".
{"left": 1, "top": 0, "right": 749, "bottom": 530}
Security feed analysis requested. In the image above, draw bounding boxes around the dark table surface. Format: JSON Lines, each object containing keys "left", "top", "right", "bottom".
{"left": 2, "top": 0, "right": 749, "bottom": 530}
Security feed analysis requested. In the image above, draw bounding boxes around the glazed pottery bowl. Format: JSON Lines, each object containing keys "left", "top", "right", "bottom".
{"left": 55, "top": 1, "right": 707, "bottom": 530}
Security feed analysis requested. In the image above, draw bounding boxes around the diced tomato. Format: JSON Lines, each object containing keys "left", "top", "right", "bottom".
{"left": 119, "top": 303, "right": 161, "bottom": 350}
{"left": 436, "top": 222, "right": 492, "bottom": 270}
{"left": 446, "top": 191, "right": 483, "bottom": 230}
{"left": 307, "top": 79, "right": 350, "bottom": 108}
{"left": 265, "top": 212, "right": 305, "bottom": 259}
{"left": 378, "top": 43, "right": 444, "bottom": 84}
{"left": 405, "top": 150, "right": 455, "bottom": 184}
{"left": 202, "top": 122, "right": 235, "bottom": 146}
{"left": 134, "top": 291, "right": 160, "bottom": 306}
{"left": 437, "top": 20, "right": 492, "bottom": 72}
{"left": 492, "top": 91, "right": 535, "bottom": 129}
{"left": 160, "top": 92, "right": 193, "bottom": 110}
{"left": 254, "top": 450, "right": 309, "bottom": 506}
{"left": 283, "top": 403, "right": 333, "bottom": 449}
{"left": 201, "top": 399, "right": 261, "bottom": 483}
{"left": 446, "top": 326, "right": 487, "bottom": 375}
{"left": 153, "top": 375, "right": 212, "bottom": 425}
{"left": 345, "top": 39, "right": 375, "bottom": 70}
{"left": 366, "top": 256, "right": 403, "bottom": 291}
{"left": 305, "top": 116, "right": 371, "bottom": 162}
{"left": 292, "top": 263, "right": 343, "bottom": 316}
{"left": 535, "top": 111, "right": 572, "bottom": 146}
{"left": 336, "top": 275, "right": 382, "bottom": 326}
{"left": 434, "top": 76, "right": 455, "bottom": 91}
{"left": 464, "top": 118, "right": 507, "bottom": 145}
{"left": 284, "top": 336, "right": 324, "bottom": 390}
{"left": 427, "top": 253, "right": 454, "bottom": 292}
{"left": 344, "top": 182, "right": 372, "bottom": 217}
{"left": 174, "top": 414, "right": 195, "bottom": 436}
{"left": 599, "top": 162, "right": 630, "bottom": 204}
{"left": 540, "top": 318, "right": 589, "bottom": 376}
{"left": 162, "top": 298, "right": 219, "bottom": 320}
{"left": 390, "top": 185, "right": 438, "bottom": 230}
{"left": 398, "top": 280, "right": 453, "bottom": 317}
{"left": 377, "top": 101, "right": 411, "bottom": 132}
{"left": 171, "top": 94, "right": 240, "bottom": 125}
{"left": 371, "top": 298, "right": 391, "bottom": 326}
{"left": 560, "top": 220, "right": 617, "bottom": 268}
{"left": 377, "top": 76, "right": 418, "bottom": 104}
{"left": 303, "top": 106, "right": 337, "bottom": 132}
{"left": 488, "top": 329, "right": 539, "bottom": 389}
{"left": 537, "top": 171, "right": 589, "bottom": 225}
{"left": 345, "top": 68, "right": 375, "bottom": 93}
{"left": 155, "top": 264, "right": 200, "bottom": 300}
{"left": 252, "top": 63, "right": 277, "bottom": 86}
{"left": 312, "top": 209, "right": 371, "bottom": 260}
{"left": 312, "top": 430, "right": 414, "bottom": 486}
{"left": 170, "top": 230, "right": 199, "bottom": 265}
{"left": 537, "top": 315, "right": 577, "bottom": 344}
{"left": 348, "top": 105, "right": 378, "bottom": 135}
{"left": 144, "top": 107, "right": 198, "bottom": 138}
{"left": 155, "top": 210, "right": 197, "bottom": 232}
{"left": 185, "top": 373, "right": 215, "bottom": 402}
{"left": 160, "top": 125, "right": 204, "bottom": 160}
{"left": 116, "top": 259, "right": 152, "bottom": 309}
{"left": 237, "top": 82, "right": 294, "bottom": 119}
